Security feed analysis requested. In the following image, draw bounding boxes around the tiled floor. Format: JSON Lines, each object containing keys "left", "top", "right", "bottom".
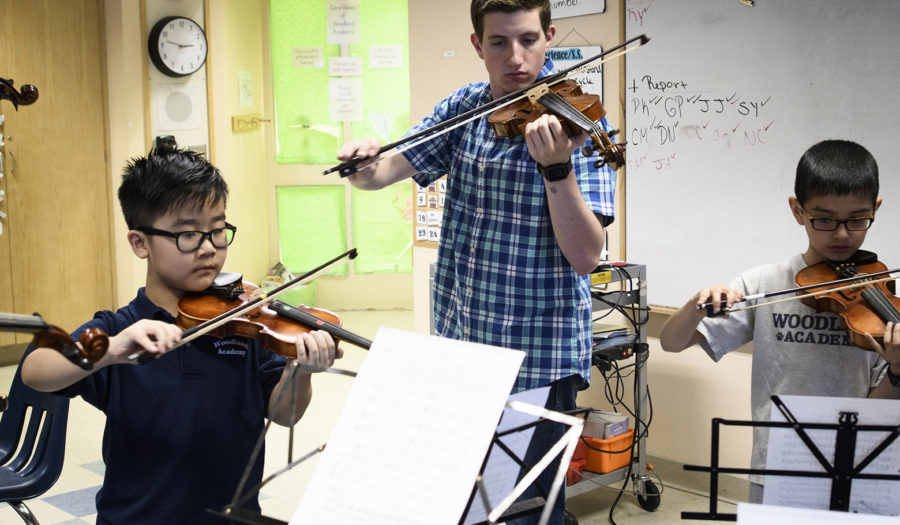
{"left": 0, "top": 310, "right": 735, "bottom": 524}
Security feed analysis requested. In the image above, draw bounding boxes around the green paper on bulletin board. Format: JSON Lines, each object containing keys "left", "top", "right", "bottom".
{"left": 276, "top": 186, "right": 348, "bottom": 275}
{"left": 269, "top": 0, "right": 410, "bottom": 164}
{"left": 351, "top": 185, "right": 412, "bottom": 273}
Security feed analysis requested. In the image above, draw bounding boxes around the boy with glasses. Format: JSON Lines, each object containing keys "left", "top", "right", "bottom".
{"left": 21, "top": 146, "right": 339, "bottom": 524}
{"left": 659, "top": 139, "right": 900, "bottom": 501}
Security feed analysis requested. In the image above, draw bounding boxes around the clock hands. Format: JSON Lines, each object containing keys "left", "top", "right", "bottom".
{"left": 166, "top": 40, "right": 195, "bottom": 49}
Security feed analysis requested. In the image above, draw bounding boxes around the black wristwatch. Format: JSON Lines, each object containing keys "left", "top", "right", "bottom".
{"left": 537, "top": 160, "right": 573, "bottom": 181}
{"left": 887, "top": 366, "right": 900, "bottom": 387}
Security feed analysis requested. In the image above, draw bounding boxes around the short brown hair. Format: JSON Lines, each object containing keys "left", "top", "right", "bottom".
{"left": 470, "top": 0, "right": 551, "bottom": 41}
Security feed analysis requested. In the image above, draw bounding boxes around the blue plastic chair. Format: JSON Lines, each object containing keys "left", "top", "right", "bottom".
{"left": 0, "top": 360, "right": 69, "bottom": 524}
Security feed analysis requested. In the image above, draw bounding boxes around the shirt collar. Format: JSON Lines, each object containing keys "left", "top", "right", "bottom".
{"left": 134, "top": 287, "right": 176, "bottom": 323}
{"left": 538, "top": 58, "right": 557, "bottom": 80}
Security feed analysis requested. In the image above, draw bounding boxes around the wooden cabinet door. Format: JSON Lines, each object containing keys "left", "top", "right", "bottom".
{"left": 0, "top": 0, "right": 114, "bottom": 347}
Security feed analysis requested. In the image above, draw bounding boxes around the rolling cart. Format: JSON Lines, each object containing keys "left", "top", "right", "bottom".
{"left": 564, "top": 263, "right": 660, "bottom": 523}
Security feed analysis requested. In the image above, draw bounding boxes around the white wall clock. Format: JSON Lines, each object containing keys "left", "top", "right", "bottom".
{"left": 148, "top": 16, "right": 208, "bottom": 78}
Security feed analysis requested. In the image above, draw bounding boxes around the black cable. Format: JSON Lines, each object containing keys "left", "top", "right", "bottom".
{"left": 585, "top": 265, "right": 657, "bottom": 523}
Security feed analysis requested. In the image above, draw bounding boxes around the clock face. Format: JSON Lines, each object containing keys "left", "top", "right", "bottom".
{"left": 149, "top": 16, "right": 207, "bottom": 77}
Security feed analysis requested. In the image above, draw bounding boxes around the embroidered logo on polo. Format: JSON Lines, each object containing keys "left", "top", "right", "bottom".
{"left": 213, "top": 338, "right": 249, "bottom": 357}
{"left": 771, "top": 312, "right": 853, "bottom": 346}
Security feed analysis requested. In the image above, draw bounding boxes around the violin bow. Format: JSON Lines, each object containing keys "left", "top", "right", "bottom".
{"left": 323, "top": 34, "right": 650, "bottom": 178}
{"left": 132, "top": 248, "right": 359, "bottom": 363}
{"left": 699, "top": 266, "right": 900, "bottom": 315}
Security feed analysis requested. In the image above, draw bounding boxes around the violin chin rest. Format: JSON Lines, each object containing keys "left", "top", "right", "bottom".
{"left": 214, "top": 272, "right": 243, "bottom": 287}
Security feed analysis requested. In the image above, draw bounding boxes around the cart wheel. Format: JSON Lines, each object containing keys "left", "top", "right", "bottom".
{"left": 563, "top": 509, "right": 579, "bottom": 525}
{"left": 637, "top": 480, "right": 661, "bottom": 511}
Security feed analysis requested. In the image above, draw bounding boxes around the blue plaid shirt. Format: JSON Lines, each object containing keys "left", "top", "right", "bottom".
{"left": 404, "top": 60, "right": 617, "bottom": 392}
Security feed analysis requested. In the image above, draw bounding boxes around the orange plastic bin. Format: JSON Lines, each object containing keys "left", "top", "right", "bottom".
{"left": 583, "top": 429, "right": 633, "bottom": 474}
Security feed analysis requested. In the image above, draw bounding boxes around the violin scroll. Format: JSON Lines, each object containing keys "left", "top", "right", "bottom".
{"left": 0, "top": 77, "right": 39, "bottom": 110}
{"left": 0, "top": 313, "right": 107, "bottom": 369}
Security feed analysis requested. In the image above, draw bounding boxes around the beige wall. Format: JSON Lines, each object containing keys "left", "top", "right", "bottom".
{"left": 102, "top": 0, "right": 752, "bottom": 473}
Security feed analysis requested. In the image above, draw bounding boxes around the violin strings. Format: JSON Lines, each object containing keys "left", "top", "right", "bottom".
{"left": 836, "top": 266, "right": 900, "bottom": 323}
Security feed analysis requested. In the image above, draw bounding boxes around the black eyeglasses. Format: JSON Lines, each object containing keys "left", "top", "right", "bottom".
{"left": 136, "top": 222, "right": 237, "bottom": 252}
{"left": 801, "top": 209, "right": 875, "bottom": 232}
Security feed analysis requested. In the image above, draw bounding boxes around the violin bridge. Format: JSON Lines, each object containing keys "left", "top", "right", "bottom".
{"left": 526, "top": 84, "right": 550, "bottom": 106}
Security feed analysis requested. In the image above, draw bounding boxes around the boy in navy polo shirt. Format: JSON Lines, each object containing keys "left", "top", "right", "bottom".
{"left": 22, "top": 147, "right": 339, "bottom": 524}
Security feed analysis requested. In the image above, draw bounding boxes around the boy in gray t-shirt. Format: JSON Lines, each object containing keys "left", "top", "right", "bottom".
{"left": 659, "top": 139, "right": 900, "bottom": 499}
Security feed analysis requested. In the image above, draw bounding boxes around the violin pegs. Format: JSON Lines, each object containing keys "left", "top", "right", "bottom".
{"left": 608, "top": 129, "right": 620, "bottom": 138}
{"left": 593, "top": 159, "right": 607, "bottom": 169}
{"left": 581, "top": 145, "right": 595, "bottom": 158}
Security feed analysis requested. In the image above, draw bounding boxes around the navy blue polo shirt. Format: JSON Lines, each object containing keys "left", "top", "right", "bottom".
{"left": 57, "top": 288, "right": 286, "bottom": 524}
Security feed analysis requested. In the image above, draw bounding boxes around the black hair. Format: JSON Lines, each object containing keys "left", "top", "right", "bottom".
{"left": 470, "top": 0, "right": 551, "bottom": 41}
{"left": 794, "top": 139, "right": 879, "bottom": 206}
{"left": 118, "top": 146, "right": 228, "bottom": 229}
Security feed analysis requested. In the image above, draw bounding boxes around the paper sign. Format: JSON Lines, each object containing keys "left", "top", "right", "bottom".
{"left": 369, "top": 45, "right": 403, "bottom": 68}
{"left": 550, "top": 0, "right": 606, "bottom": 20}
{"left": 327, "top": 0, "right": 360, "bottom": 44}
{"left": 329, "top": 56, "right": 363, "bottom": 76}
{"left": 292, "top": 47, "right": 324, "bottom": 68}
{"left": 548, "top": 46, "right": 603, "bottom": 97}
{"left": 329, "top": 77, "right": 363, "bottom": 122}
{"left": 238, "top": 71, "right": 252, "bottom": 107}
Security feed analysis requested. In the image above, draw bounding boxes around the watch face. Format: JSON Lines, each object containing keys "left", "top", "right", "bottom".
{"left": 149, "top": 17, "right": 207, "bottom": 77}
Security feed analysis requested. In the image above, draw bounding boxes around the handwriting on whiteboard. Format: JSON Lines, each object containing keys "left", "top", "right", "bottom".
{"left": 626, "top": 73, "right": 777, "bottom": 172}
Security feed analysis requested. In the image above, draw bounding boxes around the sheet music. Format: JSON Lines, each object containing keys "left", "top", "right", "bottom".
{"left": 738, "top": 503, "right": 900, "bottom": 524}
{"left": 462, "top": 387, "right": 550, "bottom": 524}
{"left": 764, "top": 395, "right": 900, "bottom": 515}
{"left": 290, "top": 328, "right": 525, "bottom": 525}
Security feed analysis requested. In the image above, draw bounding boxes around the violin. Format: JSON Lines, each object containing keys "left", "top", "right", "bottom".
{"left": 175, "top": 277, "right": 372, "bottom": 359}
{"left": 795, "top": 250, "right": 900, "bottom": 351}
{"left": 133, "top": 249, "right": 369, "bottom": 364}
{"left": 487, "top": 79, "right": 625, "bottom": 170}
{"left": 0, "top": 313, "right": 107, "bottom": 369}
{"left": 0, "top": 77, "right": 39, "bottom": 110}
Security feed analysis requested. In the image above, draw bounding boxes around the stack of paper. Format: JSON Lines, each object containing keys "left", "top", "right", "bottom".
{"left": 583, "top": 410, "right": 630, "bottom": 439}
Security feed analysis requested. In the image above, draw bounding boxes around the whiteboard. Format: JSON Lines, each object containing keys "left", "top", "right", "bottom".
{"left": 623, "top": 0, "right": 900, "bottom": 308}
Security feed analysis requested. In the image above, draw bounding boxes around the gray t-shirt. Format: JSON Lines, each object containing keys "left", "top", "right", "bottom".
{"left": 697, "top": 253, "right": 885, "bottom": 479}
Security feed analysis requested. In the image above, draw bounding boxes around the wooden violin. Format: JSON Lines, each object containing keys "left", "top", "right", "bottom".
{"left": 133, "top": 249, "right": 369, "bottom": 364}
{"left": 175, "top": 278, "right": 371, "bottom": 359}
{"left": 0, "top": 77, "right": 39, "bottom": 110}
{"left": 0, "top": 313, "right": 107, "bottom": 369}
{"left": 795, "top": 251, "right": 900, "bottom": 351}
{"left": 487, "top": 79, "right": 625, "bottom": 170}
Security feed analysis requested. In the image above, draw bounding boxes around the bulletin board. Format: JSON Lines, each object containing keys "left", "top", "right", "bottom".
{"left": 413, "top": 177, "right": 447, "bottom": 248}
{"left": 269, "top": 0, "right": 410, "bottom": 164}
{"left": 624, "top": 0, "right": 900, "bottom": 308}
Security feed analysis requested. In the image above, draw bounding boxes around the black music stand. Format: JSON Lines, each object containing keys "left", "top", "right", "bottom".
{"left": 461, "top": 405, "right": 591, "bottom": 525}
{"left": 681, "top": 395, "right": 900, "bottom": 521}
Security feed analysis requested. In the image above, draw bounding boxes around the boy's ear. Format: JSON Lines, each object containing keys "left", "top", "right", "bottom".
{"left": 875, "top": 196, "right": 883, "bottom": 213}
{"left": 127, "top": 230, "right": 150, "bottom": 259}
{"left": 788, "top": 196, "right": 805, "bottom": 225}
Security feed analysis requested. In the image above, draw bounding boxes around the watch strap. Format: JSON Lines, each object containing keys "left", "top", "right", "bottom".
{"left": 537, "top": 160, "right": 573, "bottom": 181}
